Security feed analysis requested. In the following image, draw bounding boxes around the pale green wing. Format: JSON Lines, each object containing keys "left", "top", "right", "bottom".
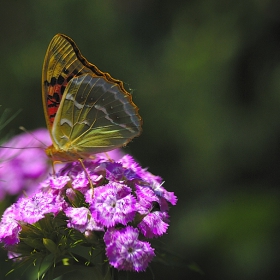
{"left": 52, "top": 73, "right": 142, "bottom": 155}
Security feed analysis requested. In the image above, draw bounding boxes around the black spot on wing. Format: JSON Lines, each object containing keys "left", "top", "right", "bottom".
{"left": 47, "top": 92, "right": 60, "bottom": 103}
{"left": 50, "top": 77, "right": 57, "bottom": 86}
{"left": 73, "top": 69, "right": 79, "bottom": 75}
{"left": 63, "top": 67, "right": 69, "bottom": 74}
{"left": 57, "top": 75, "right": 65, "bottom": 85}
{"left": 67, "top": 75, "right": 74, "bottom": 82}
{"left": 53, "top": 92, "right": 60, "bottom": 102}
{"left": 61, "top": 85, "right": 66, "bottom": 94}
{"left": 48, "top": 103, "right": 58, "bottom": 108}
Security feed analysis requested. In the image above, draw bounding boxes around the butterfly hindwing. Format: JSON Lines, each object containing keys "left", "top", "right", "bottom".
{"left": 52, "top": 73, "right": 141, "bottom": 154}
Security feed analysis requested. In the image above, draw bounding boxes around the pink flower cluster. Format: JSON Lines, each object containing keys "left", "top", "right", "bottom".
{"left": 0, "top": 129, "right": 51, "bottom": 200}
{"left": 0, "top": 134, "right": 177, "bottom": 272}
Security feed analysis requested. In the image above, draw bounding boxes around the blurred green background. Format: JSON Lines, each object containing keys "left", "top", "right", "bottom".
{"left": 1, "top": 0, "right": 280, "bottom": 279}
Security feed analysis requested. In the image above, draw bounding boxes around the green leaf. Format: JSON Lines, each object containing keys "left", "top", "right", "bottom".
{"left": 43, "top": 238, "right": 58, "bottom": 254}
{"left": 43, "top": 257, "right": 112, "bottom": 280}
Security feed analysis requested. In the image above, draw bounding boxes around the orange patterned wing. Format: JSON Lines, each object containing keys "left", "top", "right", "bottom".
{"left": 42, "top": 34, "right": 124, "bottom": 131}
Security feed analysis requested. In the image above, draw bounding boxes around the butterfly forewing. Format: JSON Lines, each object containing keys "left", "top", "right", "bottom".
{"left": 43, "top": 34, "right": 117, "bottom": 131}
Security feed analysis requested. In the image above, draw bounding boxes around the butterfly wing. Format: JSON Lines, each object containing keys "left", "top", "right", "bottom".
{"left": 42, "top": 34, "right": 136, "bottom": 142}
{"left": 52, "top": 73, "right": 141, "bottom": 157}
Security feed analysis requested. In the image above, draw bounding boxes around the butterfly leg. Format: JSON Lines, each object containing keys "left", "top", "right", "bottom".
{"left": 78, "top": 159, "right": 94, "bottom": 189}
{"left": 51, "top": 161, "right": 56, "bottom": 175}
{"left": 104, "top": 152, "right": 114, "bottom": 162}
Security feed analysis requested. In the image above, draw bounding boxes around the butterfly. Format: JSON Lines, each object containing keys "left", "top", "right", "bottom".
{"left": 42, "top": 34, "right": 142, "bottom": 162}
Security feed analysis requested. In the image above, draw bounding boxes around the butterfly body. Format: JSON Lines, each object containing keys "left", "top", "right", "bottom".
{"left": 42, "top": 34, "right": 142, "bottom": 162}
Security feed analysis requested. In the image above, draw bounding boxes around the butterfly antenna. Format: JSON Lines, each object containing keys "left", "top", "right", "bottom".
{"left": 104, "top": 152, "right": 114, "bottom": 162}
{"left": 19, "top": 126, "right": 48, "bottom": 148}
{"left": 0, "top": 127, "right": 46, "bottom": 158}
{"left": 78, "top": 159, "right": 94, "bottom": 190}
